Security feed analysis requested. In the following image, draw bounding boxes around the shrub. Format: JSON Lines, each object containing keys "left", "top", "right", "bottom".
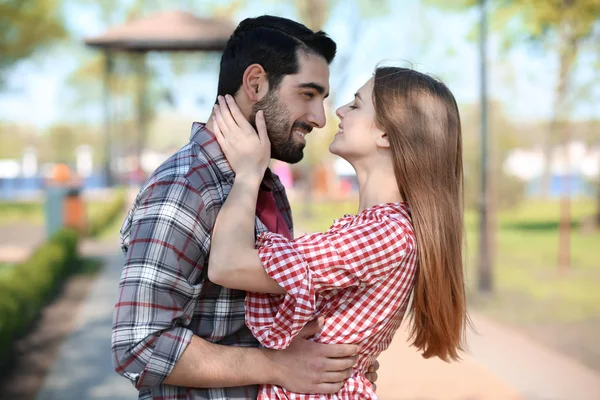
{"left": 87, "top": 188, "right": 125, "bottom": 237}
{"left": 0, "top": 228, "right": 78, "bottom": 368}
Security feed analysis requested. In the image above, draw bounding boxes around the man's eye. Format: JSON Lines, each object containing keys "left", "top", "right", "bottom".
{"left": 303, "top": 92, "right": 315, "bottom": 99}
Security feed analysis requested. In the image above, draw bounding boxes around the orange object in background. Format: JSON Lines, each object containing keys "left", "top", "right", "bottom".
{"left": 51, "top": 163, "right": 71, "bottom": 183}
{"left": 46, "top": 163, "right": 88, "bottom": 234}
{"left": 64, "top": 191, "right": 87, "bottom": 233}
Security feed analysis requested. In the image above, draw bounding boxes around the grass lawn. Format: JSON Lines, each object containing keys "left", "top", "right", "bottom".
{"left": 0, "top": 198, "right": 122, "bottom": 228}
{"left": 464, "top": 200, "right": 599, "bottom": 323}
{"left": 0, "top": 202, "right": 44, "bottom": 225}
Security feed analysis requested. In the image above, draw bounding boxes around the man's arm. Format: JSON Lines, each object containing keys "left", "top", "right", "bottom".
{"left": 209, "top": 174, "right": 285, "bottom": 294}
{"left": 164, "top": 319, "right": 359, "bottom": 394}
{"left": 112, "top": 176, "right": 209, "bottom": 389}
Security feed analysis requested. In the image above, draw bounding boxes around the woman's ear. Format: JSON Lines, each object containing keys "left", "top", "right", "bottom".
{"left": 376, "top": 131, "right": 391, "bottom": 148}
{"left": 242, "top": 64, "right": 269, "bottom": 102}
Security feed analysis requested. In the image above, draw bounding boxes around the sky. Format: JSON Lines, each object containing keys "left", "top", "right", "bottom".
{"left": 0, "top": 0, "right": 598, "bottom": 131}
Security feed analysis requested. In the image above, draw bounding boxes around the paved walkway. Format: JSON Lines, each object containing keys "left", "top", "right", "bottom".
{"left": 37, "top": 240, "right": 137, "bottom": 400}
{"left": 376, "top": 315, "right": 600, "bottom": 400}
{"left": 37, "top": 242, "right": 600, "bottom": 400}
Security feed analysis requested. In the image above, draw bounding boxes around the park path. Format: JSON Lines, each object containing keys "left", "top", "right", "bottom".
{"left": 35, "top": 237, "right": 600, "bottom": 400}
{"left": 36, "top": 238, "right": 137, "bottom": 400}
{"left": 375, "top": 314, "right": 600, "bottom": 400}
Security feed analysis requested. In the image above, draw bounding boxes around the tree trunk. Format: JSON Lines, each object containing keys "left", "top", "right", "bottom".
{"left": 477, "top": 0, "right": 493, "bottom": 293}
{"left": 135, "top": 53, "right": 148, "bottom": 182}
{"left": 539, "top": 129, "right": 553, "bottom": 198}
{"left": 596, "top": 161, "right": 600, "bottom": 226}
{"left": 554, "top": 19, "right": 579, "bottom": 272}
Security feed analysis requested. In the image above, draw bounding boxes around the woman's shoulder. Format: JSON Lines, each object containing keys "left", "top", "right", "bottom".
{"left": 358, "top": 202, "right": 413, "bottom": 227}
{"left": 325, "top": 202, "right": 414, "bottom": 236}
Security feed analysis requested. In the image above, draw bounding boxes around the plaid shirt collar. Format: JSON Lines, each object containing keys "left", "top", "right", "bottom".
{"left": 190, "top": 121, "right": 235, "bottom": 183}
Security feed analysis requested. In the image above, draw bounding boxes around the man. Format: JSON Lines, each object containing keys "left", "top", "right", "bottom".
{"left": 112, "top": 15, "right": 377, "bottom": 399}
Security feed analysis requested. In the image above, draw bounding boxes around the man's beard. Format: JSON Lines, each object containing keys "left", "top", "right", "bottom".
{"left": 251, "top": 90, "right": 311, "bottom": 164}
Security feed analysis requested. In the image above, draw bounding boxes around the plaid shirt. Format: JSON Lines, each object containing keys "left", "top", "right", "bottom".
{"left": 112, "top": 123, "right": 293, "bottom": 400}
{"left": 247, "top": 202, "right": 417, "bottom": 399}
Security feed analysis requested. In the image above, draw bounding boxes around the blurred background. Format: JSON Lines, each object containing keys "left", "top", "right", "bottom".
{"left": 0, "top": 0, "right": 599, "bottom": 399}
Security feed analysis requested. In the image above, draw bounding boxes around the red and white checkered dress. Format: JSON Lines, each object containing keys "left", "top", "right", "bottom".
{"left": 246, "top": 202, "right": 418, "bottom": 399}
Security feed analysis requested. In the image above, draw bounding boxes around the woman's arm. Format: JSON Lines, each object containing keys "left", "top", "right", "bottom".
{"left": 208, "top": 174, "right": 285, "bottom": 294}
{"left": 207, "top": 95, "right": 285, "bottom": 294}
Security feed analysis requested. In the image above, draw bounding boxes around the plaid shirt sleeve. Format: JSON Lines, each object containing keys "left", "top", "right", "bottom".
{"left": 112, "top": 177, "right": 211, "bottom": 389}
{"left": 247, "top": 217, "right": 411, "bottom": 349}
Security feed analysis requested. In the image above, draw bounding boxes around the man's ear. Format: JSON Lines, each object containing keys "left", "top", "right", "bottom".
{"left": 376, "top": 131, "right": 391, "bottom": 148}
{"left": 242, "top": 64, "right": 269, "bottom": 102}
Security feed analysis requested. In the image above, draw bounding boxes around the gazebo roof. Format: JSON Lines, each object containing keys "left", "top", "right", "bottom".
{"left": 84, "top": 10, "right": 235, "bottom": 52}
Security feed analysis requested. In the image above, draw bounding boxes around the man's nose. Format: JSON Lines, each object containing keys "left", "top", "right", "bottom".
{"left": 308, "top": 104, "right": 327, "bottom": 128}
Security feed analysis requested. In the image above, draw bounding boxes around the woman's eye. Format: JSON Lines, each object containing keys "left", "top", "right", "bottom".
{"left": 349, "top": 104, "right": 358, "bottom": 110}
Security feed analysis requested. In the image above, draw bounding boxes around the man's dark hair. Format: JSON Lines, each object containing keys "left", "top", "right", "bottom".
{"left": 217, "top": 15, "right": 337, "bottom": 96}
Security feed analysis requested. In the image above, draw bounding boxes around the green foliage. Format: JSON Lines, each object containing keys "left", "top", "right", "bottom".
{"left": 0, "top": 122, "right": 38, "bottom": 159}
{"left": 44, "top": 124, "right": 81, "bottom": 164}
{"left": 0, "top": 188, "right": 122, "bottom": 368}
{"left": 0, "top": 186, "right": 123, "bottom": 366}
{"left": 426, "top": 0, "right": 600, "bottom": 54}
{"left": 0, "top": 228, "right": 78, "bottom": 366}
{"left": 0, "top": 121, "right": 104, "bottom": 165}
{"left": 0, "top": 0, "right": 66, "bottom": 85}
{"left": 87, "top": 188, "right": 126, "bottom": 237}
{"left": 460, "top": 101, "right": 527, "bottom": 210}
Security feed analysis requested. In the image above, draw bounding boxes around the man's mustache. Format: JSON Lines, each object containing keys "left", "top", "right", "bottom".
{"left": 291, "top": 121, "right": 313, "bottom": 133}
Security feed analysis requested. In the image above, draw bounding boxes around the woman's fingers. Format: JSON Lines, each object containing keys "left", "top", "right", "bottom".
{"left": 217, "top": 96, "right": 237, "bottom": 132}
{"left": 213, "top": 105, "right": 229, "bottom": 137}
{"left": 212, "top": 106, "right": 230, "bottom": 152}
{"left": 255, "top": 110, "right": 269, "bottom": 144}
{"left": 224, "top": 94, "right": 252, "bottom": 130}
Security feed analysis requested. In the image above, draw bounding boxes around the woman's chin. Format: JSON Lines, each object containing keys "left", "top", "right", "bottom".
{"left": 329, "top": 147, "right": 350, "bottom": 163}
{"left": 329, "top": 145, "right": 341, "bottom": 157}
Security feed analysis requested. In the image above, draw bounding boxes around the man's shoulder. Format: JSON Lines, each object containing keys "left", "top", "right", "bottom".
{"left": 120, "top": 142, "right": 224, "bottom": 247}
{"left": 142, "top": 140, "right": 226, "bottom": 195}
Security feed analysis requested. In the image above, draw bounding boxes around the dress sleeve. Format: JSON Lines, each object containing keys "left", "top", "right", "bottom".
{"left": 245, "top": 218, "right": 412, "bottom": 349}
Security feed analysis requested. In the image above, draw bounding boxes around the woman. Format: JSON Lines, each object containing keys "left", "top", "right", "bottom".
{"left": 208, "top": 67, "right": 467, "bottom": 399}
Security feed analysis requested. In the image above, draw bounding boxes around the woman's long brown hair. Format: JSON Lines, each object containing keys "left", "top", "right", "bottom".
{"left": 373, "top": 67, "right": 467, "bottom": 361}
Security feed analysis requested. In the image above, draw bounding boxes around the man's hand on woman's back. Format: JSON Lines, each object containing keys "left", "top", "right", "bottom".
{"left": 264, "top": 318, "right": 380, "bottom": 394}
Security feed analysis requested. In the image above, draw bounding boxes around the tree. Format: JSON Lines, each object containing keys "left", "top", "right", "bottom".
{"left": 0, "top": 0, "right": 66, "bottom": 86}
{"left": 426, "top": 0, "right": 600, "bottom": 271}
{"left": 0, "top": 122, "right": 38, "bottom": 159}
{"left": 427, "top": 0, "right": 600, "bottom": 198}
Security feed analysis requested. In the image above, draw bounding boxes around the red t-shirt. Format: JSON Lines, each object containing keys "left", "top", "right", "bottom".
{"left": 256, "top": 186, "right": 292, "bottom": 239}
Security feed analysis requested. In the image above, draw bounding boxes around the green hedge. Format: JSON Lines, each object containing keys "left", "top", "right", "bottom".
{"left": 0, "top": 188, "right": 125, "bottom": 368}
{"left": 0, "top": 228, "right": 78, "bottom": 367}
{"left": 87, "top": 188, "right": 125, "bottom": 237}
